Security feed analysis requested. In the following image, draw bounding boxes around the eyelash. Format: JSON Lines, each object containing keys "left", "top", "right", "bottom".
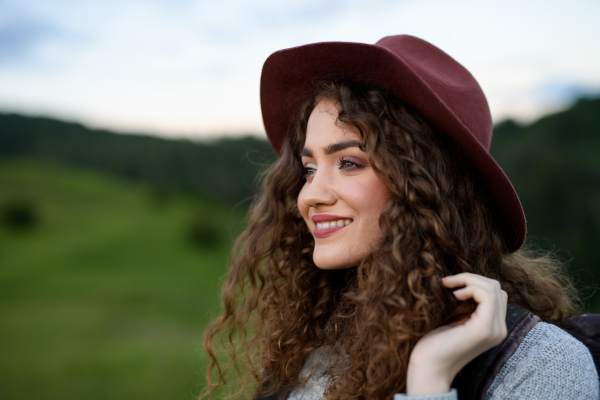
{"left": 336, "top": 157, "right": 362, "bottom": 170}
{"left": 302, "top": 157, "right": 363, "bottom": 179}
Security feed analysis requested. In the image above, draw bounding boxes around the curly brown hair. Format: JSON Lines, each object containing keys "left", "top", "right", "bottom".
{"left": 201, "top": 80, "right": 578, "bottom": 400}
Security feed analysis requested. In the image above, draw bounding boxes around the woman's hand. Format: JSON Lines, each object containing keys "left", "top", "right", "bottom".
{"left": 406, "top": 273, "right": 508, "bottom": 396}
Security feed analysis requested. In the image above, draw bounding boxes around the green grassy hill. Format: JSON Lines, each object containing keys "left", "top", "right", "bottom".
{"left": 0, "top": 160, "right": 244, "bottom": 400}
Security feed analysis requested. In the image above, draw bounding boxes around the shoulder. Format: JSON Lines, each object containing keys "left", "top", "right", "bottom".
{"left": 487, "top": 322, "right": 599, "bottom": 399}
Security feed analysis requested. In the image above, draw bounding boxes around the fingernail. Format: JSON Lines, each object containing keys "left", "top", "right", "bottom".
{"left": 442, "top": 275, "right": 454, "bottom": 280}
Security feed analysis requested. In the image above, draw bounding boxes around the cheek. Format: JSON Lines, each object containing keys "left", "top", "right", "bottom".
{"left": 344, "top": 179, "right": 391, "bottom": 216}
{"left": 370, "top": 184, "right": 392, "bottom": 211}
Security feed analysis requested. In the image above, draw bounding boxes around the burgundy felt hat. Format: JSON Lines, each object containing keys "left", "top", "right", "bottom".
{"left": 260, "top": 35, "right": 526, "bottom": 252}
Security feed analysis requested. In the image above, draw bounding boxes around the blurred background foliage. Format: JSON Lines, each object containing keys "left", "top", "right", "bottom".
{"left": 0, "top": 97, "right": 599, "bottom": 399}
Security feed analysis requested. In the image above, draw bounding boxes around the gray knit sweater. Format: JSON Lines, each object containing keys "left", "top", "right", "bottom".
{"left": 288, "top": 322, "right": 599, "bottom": 400}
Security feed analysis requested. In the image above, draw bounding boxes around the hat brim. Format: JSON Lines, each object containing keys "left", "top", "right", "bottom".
{"left": 260, "top": 40, "right": 525, "bottom": 252}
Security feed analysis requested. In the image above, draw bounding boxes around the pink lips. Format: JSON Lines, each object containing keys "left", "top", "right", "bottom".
{"left": 311, "top": 214, "right": 353, "bottom": 238}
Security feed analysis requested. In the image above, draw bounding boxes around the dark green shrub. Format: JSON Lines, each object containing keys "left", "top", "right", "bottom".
{"left": 186, "top": 217, "right": 221, "bottom": 249}
{"left": 1, "top": 199, "right": 39, "bottom": 230}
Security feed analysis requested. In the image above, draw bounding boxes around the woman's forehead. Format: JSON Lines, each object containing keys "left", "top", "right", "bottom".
{"left": 303, "top": 99, "right": 362, "bottom": 152}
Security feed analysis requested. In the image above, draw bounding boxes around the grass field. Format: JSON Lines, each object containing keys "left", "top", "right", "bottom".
{"left": 0, "top": 160, "right": 245, "bottom": 400}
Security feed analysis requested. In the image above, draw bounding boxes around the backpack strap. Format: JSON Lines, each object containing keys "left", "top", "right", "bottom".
{"left": 451, "top": 302, "right": 541, "bottom": 400}
{"left": 560, "top": 314, "right": 600, "bottom": 378}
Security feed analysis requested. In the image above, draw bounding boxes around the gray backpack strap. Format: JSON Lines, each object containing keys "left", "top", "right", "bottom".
{"left": 451, "top": 302, "right": 541, "bottom": 400}
{"left": 560, "top": 313, "right": 600, "bottom": 378}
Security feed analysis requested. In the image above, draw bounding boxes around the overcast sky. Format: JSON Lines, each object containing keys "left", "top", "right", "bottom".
{"left": 1, "top": 0, "right": 599, "bottom": 139}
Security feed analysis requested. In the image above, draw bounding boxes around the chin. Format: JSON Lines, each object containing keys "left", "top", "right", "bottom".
{"left": 313, "top": 258, "right": 353, "bottom": 270}
{"left": 312, "top": 247, "right": 363, "bottom": 270}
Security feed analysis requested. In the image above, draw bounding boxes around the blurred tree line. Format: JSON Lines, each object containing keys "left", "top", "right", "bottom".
{"left": 0, "top": 114, "right": 276, "bottom": 205}
{"left": 1, "top": 97, "right": 599, "bottom": 304}
{"left": 491, "top": 97, "right": 600, "bottom": 304}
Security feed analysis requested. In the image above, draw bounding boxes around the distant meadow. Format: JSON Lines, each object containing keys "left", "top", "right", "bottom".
{"left": 0, "top": 161, "right": 245, "bottom": 399}
{"left": 1, "top": 97, "right": 600, "bottom": 398}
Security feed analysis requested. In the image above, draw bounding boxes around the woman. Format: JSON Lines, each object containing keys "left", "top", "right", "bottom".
{"left": 203, "top": 35, "right": 598, "bottom": 399}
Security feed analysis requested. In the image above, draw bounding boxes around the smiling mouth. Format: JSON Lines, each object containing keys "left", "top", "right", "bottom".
{"left": 313, "top": 219, "right": 353, "bottom": 238}
{"left": 316, "top": 219, "right": 352, "bottom": 229}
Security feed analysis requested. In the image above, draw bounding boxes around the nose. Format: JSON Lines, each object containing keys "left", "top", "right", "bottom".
{"left": 301, "top": 170, "right": 337, "bottom": 207}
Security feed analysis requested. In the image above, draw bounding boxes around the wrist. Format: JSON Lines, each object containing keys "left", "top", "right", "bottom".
{"left": 406, "top": 361, "right": 452, "bottom": 396}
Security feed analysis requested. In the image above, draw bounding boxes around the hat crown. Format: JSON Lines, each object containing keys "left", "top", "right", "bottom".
{"left": 376, "top": 35, "right": 493, "bottom": 150}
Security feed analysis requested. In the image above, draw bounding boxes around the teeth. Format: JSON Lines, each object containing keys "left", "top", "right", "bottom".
{"left": 315, "top": 219, "right": 352, "bottom": 230}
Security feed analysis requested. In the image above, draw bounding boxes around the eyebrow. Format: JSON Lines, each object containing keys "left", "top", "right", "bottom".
{"left": 300, "top": 140, "right": 362, "bottom": 157}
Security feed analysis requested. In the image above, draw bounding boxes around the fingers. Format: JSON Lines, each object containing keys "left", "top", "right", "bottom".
{"left": 451, "top": 285, "right": 499, "bottom": 319}
{"left": 442, "top": 273, "right": 508, "bottom": 340}
{"left": 443, "top": 273, "right": 507, "bottom": 310}
{"left": 442, "top": 272, "right": 500, "bottom": 290}
{"left": 452, "top": 286, "right": 506, "bottom": 317}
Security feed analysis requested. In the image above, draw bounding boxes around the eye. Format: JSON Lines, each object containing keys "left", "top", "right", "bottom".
{"left": 336, "top": 157, "right": 362, "bottom": 171}
{"left": 302, "top": 165, "right": 316, "bottom": 180}
{"left": 304, "top": 166, "right": 316, "bottom": 176}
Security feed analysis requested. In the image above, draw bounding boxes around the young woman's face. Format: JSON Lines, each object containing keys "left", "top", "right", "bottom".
{"left": 298, "top": 98, "right": 392, "bottom": 270}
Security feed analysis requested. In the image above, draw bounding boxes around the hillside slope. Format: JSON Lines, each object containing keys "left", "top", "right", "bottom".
{"left": 0, "top": 160, "right": 241, "bottom": 399}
